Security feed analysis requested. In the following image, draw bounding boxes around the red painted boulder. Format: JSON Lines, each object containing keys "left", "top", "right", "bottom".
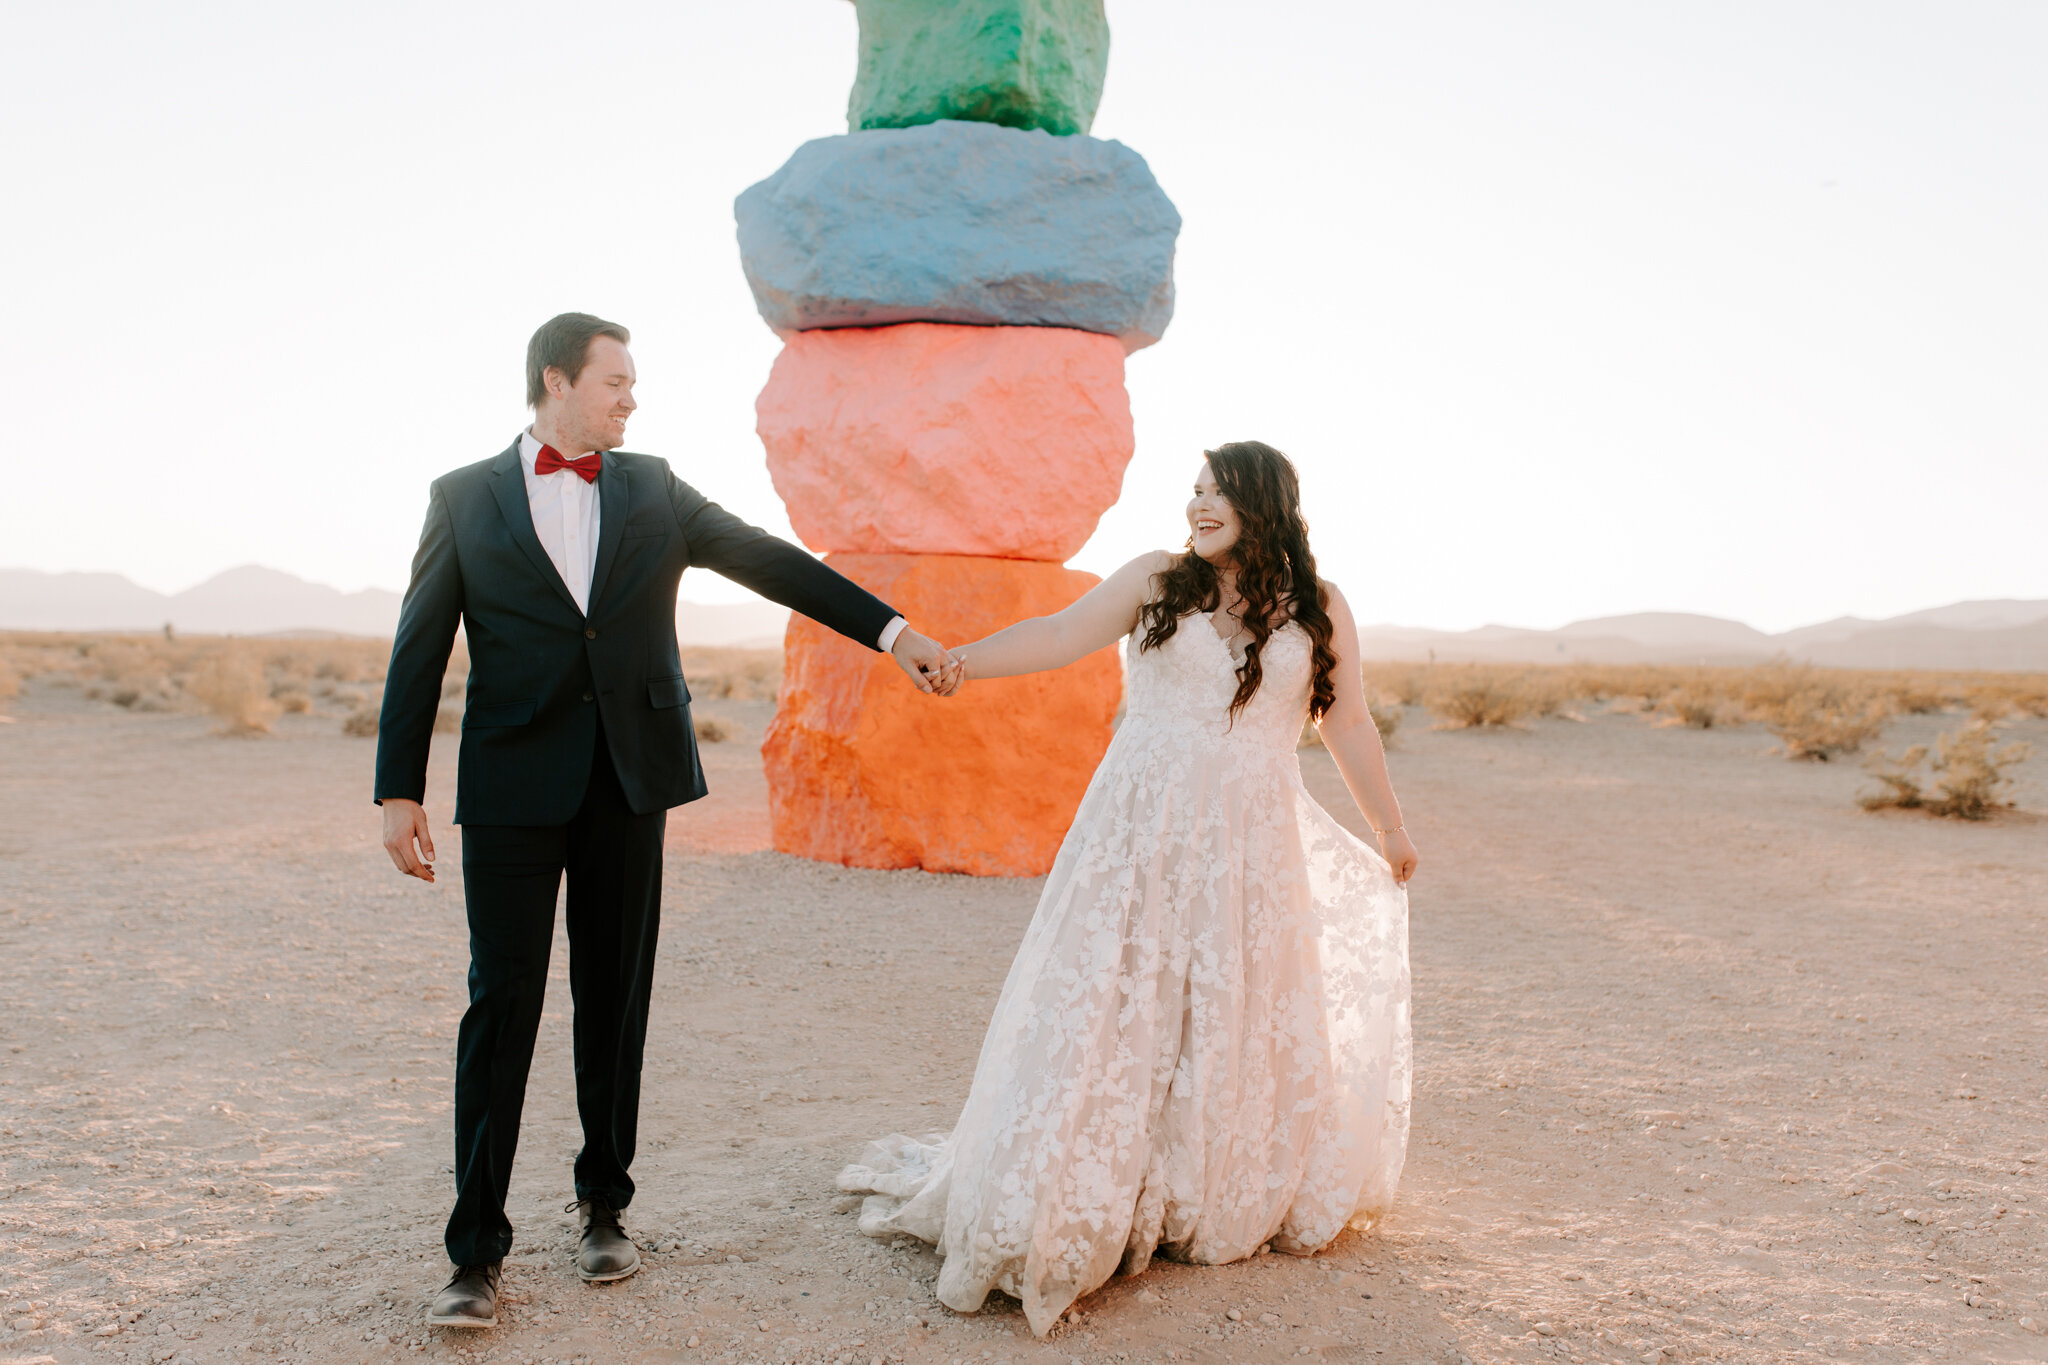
{"left": 757, "top": 322, "right": 1134, "bottom": 561}
{"left": 764, "top": 553, "right": 1121, "bottom": 877}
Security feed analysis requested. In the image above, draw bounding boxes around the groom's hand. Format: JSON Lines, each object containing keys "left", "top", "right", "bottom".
{"left": 380, "top": 798, "right": 437, "bottom": 883}
{"left": 891, "top": 626, "right": 963, "bottom": 696}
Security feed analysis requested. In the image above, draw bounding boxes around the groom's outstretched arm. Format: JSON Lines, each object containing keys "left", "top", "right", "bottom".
{"left": 665, "top": 468, "right": 956, "bottom": 692}
{"left": 375, "top": 483, "right": 463, "bottom": 810}
{"left": 666, "top": 470, "right": 893, "bottom": 643}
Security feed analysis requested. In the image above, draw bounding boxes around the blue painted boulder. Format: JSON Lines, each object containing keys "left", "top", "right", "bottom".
{"left": 735, "top": 120, "right": 1180, "bottom": 353}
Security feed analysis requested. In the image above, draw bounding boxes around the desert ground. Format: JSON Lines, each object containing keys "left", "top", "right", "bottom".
{"left": 2, "top": 651, "right": 2046, "bottom": 1365}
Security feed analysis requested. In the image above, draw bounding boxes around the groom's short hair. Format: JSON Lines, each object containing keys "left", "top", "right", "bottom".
{"left": 526, "top": 313, "right": 631, "bottom": 408}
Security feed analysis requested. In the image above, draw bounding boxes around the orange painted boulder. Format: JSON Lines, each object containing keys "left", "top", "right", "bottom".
{"left": 757, "top": 322, "right": 1133, "bottom": 561}
{"left": 764, "top": 553, "right": 1121, "bottom": 877}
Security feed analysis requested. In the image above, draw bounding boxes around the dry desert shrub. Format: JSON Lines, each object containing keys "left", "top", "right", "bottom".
{"left": 0, "top": 631, "right": 397, "bottom": 717}
{"left": 681, "top": 647, "right": 782, "bottom": 701}
{"left": 1556, "top": 665, "right": 1616, "bottom": 704}
{"left": 1735, "top": 661, "right": 1809, "bottom": 717}
{"left": 1355, "top": 662, "right": 1609, "bottom": 730}
{"left": 1519, "top": 671, "right": 1573, "bottom": 719}
{"left": 1860, "top": 723, "right": 2032, "bottom": 819}
{"left": 85, "top": 638, "right": 182, "bottom": 711}
{"left": 1426, "top": 667, "right": 1538, "bottom": 730}
{"left": 1859, "top": 745, "right": 1930, "bottom": 812}
{"left": 342, "top": 706, "right": 379, "bottom": 738}
{"left": 1928, "top": 724, "right": 2034, "bottom": 818}
{"left": 1361, "top": 663, "right": 1431, "bottom": 707}
{"left": 261, "top": 641, "right": 391, "bottom": 717}
{"left": 1639, "top": 669, "right": 1751, "bottom": 728}
{"left": 1763, "top": 697, "right": 1891, "bottom": 761}
{"left": 1883, "top": 682, "right": 1950, "bottom": 715}
{"left": 0, "top": 636, "right": 89, "bottom": 695}
{"left": 1347, "top": 659, "right": 2039, "bottom": 748}
{"left": 1966, "top": 691, "right": 2016, "bottom": 723}
{"left": 299, "top": 640, "right": 389, "bottom": 685}
{"left": 1956, "top": 680, "right": 2048, "bottom": 722}
{"left": 0, "top": 656, "right": 18, "bottom": 705}
{"left": 187, "top": 649, "right": 279, "bottom": 736}
{"left": 693, "top": 715, "right": 734, "bottom": 743}
{"left": 1738, "top": 664, "right": 1892, "bottom": 760}
{"left": 1661, "top": 685, "right": 1728, "bottom": 729}
{"left": 1568, "top": 664, "right": 1670, "bottom": 710}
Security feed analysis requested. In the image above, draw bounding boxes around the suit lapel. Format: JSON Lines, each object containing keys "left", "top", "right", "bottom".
{"left": 488, "top": 443, "right": 583, "bottom": 616}
{"left": 586, "top": 454, "right": 630, "bottom": 613}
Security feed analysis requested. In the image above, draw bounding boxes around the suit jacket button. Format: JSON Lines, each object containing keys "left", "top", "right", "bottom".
{"left": 582, "top": 691, "right": 594, "bottom": 702}
{"left": 584, "top": 628, "right": 597, "bottom": 639}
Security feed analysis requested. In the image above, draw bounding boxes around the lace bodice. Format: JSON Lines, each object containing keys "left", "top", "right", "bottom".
{"left": 1120, "top": 614, "right": 1314, "bottom": 756}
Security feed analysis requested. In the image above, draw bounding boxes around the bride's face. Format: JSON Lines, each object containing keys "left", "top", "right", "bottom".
{"left": 1186, "top": 463, "right": 1240, "bottom": 564}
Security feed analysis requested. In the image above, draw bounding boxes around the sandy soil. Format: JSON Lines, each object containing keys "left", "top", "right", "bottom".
{"left": 3, "top": 677, "right": 2046, "bottom": 1365}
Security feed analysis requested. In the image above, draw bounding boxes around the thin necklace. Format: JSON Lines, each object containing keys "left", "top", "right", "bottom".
{"left": 1211, "top": 581, "right": 1248, "bottom": 659}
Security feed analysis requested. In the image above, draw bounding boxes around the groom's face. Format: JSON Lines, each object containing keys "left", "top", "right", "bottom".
{"left": 549, "top": 336, "right": 638, "bottom": 451}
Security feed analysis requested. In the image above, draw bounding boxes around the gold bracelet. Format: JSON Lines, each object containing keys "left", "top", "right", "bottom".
{"left": 1373, "top": 824, "right": 1404, "bottom": 837}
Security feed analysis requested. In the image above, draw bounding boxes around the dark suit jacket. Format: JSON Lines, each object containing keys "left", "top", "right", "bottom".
{"left": 373, "top": 441, "right": 898, "bottom": 825}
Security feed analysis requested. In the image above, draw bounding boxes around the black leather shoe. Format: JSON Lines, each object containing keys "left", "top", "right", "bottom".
{"left": 570, "top": 1198, "right": 641, "bottom": 1282}
{"left": 427, "top": 1262, "right": 501, "bottom": 1328}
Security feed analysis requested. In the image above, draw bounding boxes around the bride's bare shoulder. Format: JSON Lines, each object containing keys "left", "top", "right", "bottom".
{"left": 1103, "top": 550, "right": 1182, "bottom": 590}
{"left": 1317, "top": 580, "right": 1362, "bottom": 638}
{"left": 1136, "top": 549, "right": 1182, "bottom": 573}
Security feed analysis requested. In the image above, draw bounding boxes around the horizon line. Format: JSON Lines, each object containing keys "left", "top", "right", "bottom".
{"left": 4, "top": 561, "right": 2045, "bottom": 642}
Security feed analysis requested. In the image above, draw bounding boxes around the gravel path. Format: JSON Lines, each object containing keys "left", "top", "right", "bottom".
{"left": 2, "top": 682, "right": 2045, "bottom": 1365}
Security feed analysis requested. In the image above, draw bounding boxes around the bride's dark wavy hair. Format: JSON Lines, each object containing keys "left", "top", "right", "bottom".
{"left": 1139, "top": 440, "right": 1339, "bottom": 723}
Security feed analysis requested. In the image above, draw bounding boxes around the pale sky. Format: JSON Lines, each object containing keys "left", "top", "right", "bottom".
{"left": 7, "top": 1, "right": 2043, "bottom": 633}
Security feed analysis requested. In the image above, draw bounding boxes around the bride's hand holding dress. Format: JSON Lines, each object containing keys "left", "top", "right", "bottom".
{"left": 1306, "top": 584, "right": 1420, "bottom": 885}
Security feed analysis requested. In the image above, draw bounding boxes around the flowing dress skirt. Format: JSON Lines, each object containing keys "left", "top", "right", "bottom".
{"left": 839, "top": 701, "right": 1411, "bottom": 1337}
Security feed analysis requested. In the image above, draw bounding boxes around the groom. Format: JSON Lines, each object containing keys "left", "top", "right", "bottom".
{"left": 374, "top": 313, "right": 959, "bottom": 1329}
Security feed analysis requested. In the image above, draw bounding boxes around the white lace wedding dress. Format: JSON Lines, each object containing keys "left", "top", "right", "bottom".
{"left": 838, "top": 614, "right": 1411, "bottom": 1335}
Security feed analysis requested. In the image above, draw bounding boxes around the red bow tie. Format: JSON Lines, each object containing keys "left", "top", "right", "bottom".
{"left": 534, "top": 444, "right": 602, "bottom": 483}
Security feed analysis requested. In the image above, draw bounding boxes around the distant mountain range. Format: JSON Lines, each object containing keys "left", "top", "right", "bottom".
{"left": 0, "top": 566, "right": 405, "bottom": 637}
{"left": 3, "top": 565, "right": 2044, "bottom": 669}
{"left": 1357, "top": 602, "right": 2048, "bottom": 671}
{"left": 0, "top": 566, "right": 792, "bottom": 647}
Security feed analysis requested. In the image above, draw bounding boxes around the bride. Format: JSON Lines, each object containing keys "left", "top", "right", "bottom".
{"left": 839, "top": 440, "right": 1418, "bottom": 1336}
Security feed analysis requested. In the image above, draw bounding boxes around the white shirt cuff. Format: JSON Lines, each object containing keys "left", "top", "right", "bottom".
{"left": 876, "top": 616, "right": 908, "bottom": 653}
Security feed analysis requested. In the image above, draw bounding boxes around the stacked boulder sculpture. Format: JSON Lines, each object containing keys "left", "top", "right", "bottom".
{"left": 736, "top": 0, "right": 1180, "bottom": 876}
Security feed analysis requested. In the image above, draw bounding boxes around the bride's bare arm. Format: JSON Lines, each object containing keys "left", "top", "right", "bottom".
{"left": 954, "top": 552, "right": 1174, "bottom": 681}
{"left": 1315, "top": 584, "right": 1420, "bottom": 884}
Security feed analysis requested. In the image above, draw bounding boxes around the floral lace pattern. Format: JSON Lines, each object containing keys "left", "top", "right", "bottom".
{"left": 838, "top": 616, "right": 1411, "bottom": 1336}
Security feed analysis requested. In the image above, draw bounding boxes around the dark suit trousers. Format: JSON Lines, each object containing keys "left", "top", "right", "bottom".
{"left": 444, "top": 723, "right": 665, "bottom": 1266}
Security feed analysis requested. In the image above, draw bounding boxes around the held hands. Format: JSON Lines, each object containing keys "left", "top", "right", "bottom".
{"left": 381, "top": 798, "right": 437, "bottom": 882}
{"left": 1378, "top": 827, "right": 1419, "bottom": 887}
{"left": 891, "top": 626, "right": 966, "bottom": 696}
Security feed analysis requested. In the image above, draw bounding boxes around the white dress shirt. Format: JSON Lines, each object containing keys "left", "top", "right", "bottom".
{"left": 517, "top": 429, "right": 908, "bottom": 651}
{"left": 519, "top": 429, "right": 601, "bottom": 614}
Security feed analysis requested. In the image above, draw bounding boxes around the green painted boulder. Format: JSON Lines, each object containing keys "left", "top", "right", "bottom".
{"left": 847, "top": 0, "right": 1108, "bottom": 138}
